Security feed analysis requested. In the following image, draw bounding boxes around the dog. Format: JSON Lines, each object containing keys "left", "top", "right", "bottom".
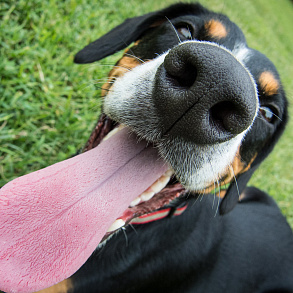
{"left": 0, "top": 3, "right": 293, "bottom": 293}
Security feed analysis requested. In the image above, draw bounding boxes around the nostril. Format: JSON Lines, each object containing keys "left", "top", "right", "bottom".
{"left": 210, "top": 101, "right": 240, "bottom": 133}
{"left": 165, "top": 63, "right": 198, "bottom": 88}
{"left": 164, "top": 48, "right": 198, "bottom": 89}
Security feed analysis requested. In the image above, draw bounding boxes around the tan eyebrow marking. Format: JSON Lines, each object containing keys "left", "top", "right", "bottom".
{"left": 259, "top": 71, "right": 279, "bottom": 96}
{"left": 204, "top": 19, "right": 228, "bottom": 39}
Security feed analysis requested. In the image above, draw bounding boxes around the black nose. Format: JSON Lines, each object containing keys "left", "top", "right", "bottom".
{"left": 153, "top": 42, "right": 258, "bottom": 144}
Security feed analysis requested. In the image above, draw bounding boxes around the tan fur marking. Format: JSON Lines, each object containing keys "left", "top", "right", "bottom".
{"left": 36, "top": 279, "right": 73, "bottom": 293}
{"left": 239, "top": 191, "right": 248, "bottom": 201}
{"left": 205, "top": 19, "right": 228, "bottom": 39}
{"left": 202, "top": 147, "right": 257, "bottom": 197}
{"left": 101, "top": 53, "right": 141, "bottom": 97}
{"left": 259, "top": 71, "right": 279, "bottom": 96}
{"left": 218, "top": 189, "right": 227, "bottom": 199}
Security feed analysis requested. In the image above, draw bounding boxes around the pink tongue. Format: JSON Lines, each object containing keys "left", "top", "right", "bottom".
{"left": 0, "top": 128, "right": 167, "bottom": 293}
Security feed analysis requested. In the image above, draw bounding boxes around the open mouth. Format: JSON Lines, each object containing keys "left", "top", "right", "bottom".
{"left": 84, "top": 114, "right": 187, "bottom": 243}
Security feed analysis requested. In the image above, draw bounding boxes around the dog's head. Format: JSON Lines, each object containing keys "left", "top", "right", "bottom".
{"left": 0, "top": 3, "right": 288, "bottom": 293}
{"left": 75, "top": 3, "right": 287, "bottom": 214}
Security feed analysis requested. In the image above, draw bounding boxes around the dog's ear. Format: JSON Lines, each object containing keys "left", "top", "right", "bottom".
{"left": 74, "top": 12, "right": 158, "bottom": 64}
{"left": 74, "top": 3, "right": 207, "bottom": 64}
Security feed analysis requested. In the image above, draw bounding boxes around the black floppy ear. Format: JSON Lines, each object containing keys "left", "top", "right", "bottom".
{"left": 74, "top": 11, "right": 158, "bottom": 64}
{"left": 74, "top": 3, "right": 207, "bottom": 64}
{"left": 219, "top": 164, "right": 259, "bottom": 215}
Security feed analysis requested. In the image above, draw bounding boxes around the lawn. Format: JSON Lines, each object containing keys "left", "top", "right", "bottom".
{"left": 1, "top": 0, "right": 293, "bottom": 226}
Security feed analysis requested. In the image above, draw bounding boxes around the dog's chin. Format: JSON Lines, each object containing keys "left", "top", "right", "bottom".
{"left": 156, "top": 134, "right": 243, "bottom": 190}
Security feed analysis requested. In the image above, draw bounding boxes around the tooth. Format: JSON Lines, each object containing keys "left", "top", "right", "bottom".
{"left": 129, "top": 197, "right": 141, "bottom": 207}
{"left": 151, "top": 175, "right": 171, "bottom": 193}
{"left": 140, "top": 190, "right": 155, "bottom": 201}
{"left": 165, "top": 169, "right": 174, "bottom": 177}
{"left": 107, "top": 219, "right": 125, "bottom": 232}
{"left": 128, "top": 168, "right": 174, "bottom": 208}
{"left": 130, "top": 169, "right": 173, "bottom": 206}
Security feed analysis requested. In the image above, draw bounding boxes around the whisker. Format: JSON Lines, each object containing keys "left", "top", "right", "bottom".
{"left": 98, "top": 64, "right": 132, "bottom": 72}
{"left": 91, "top": 79, "right": 113, "bottom": 84}
{"left": 185, "top": 190, "right": 191, "bottom": 200}
{"left": 115, "top": 33, "right": 144, "bottom": 65}
{"left": 165, "top": 16, "right": 182, "bottom": 44}
{"left": 229, "top": 165, "right": 240, "bottom": 198}
{"left": 121, "top": 226, "right": 129, "bottom": 247}
{"left": 124, "top": 52, "right": 145, "bottom": 64}
{"left": 200, "top": 192, "right": 204, "bottom": 201}
{"left": 212, "top": 181, "right": 216, "bottom": 209}
{"left": 94, "top": 85, "right": 114, "bottom": 92}
{"left": 79, "top": 83, "right": 96, "bottom": 91}
{"left": 191, "top": 191, "right": 202, "bottom": 207}
{"left": 129, "top": 224, "right": 138, "bottom": 235}
{"left": 259, "top": 107, "right": 282, "bottom": 121}
{"left": 213, "top": 179, "right": 221, "bottom": 217}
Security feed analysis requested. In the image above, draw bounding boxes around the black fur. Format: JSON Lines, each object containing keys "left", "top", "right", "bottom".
{"left": 69, "top": 187, "right": 293, "bottom": 293}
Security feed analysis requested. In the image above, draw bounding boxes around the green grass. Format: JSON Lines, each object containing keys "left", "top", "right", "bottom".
{"left": 1, "top": 0, "right": 293, "bottom": 226}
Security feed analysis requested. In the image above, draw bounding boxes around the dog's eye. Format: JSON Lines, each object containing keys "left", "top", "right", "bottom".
{"left": 259, "top": 106, "right": 277, "bottom": 123}
{"left": 177, "top": 26, "right": 193, "bottom": 40}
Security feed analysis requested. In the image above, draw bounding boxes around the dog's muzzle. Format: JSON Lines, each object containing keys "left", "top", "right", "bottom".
{"left": 154, "top": 42, "right": 258, "bottom": 144}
